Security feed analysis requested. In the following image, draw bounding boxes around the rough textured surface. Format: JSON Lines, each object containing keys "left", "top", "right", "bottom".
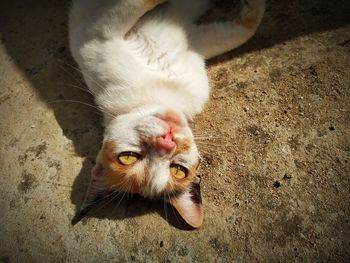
{"left": 0, "top": 0, "right": 349, "bottom": 262}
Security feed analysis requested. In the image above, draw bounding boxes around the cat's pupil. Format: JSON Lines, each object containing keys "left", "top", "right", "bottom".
{"left": 118, "top": 152, "right": 140, "bottom": 165}
{"left": 170, "top": 164, "right": 187, "bottom": 179}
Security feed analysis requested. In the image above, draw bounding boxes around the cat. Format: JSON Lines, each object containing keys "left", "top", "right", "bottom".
{"left": 69, "top": 0, "right": 265, "bottom": 228}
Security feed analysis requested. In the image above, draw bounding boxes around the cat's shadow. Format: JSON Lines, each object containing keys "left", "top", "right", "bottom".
{"left": 71, "top": 190, "right": 195, "bottom": 230}
{"left": 1, "top": 0, "right": 348, "bottom": 229}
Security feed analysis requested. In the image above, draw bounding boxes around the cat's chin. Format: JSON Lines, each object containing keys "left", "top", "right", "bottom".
{"left": 77, "top": 105, "right": 202, "bottom": 228}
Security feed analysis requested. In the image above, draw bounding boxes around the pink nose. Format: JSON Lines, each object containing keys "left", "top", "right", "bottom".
{"left": 156, "top": 131, "right": 175, "bottom": 151}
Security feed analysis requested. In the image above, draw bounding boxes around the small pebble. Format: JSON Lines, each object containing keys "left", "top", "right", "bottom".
{"left": 253, "top": 130, "right": 260, "bottom": 135}
{"left": 283, "top": 174, "right": 292, "bottom": 179}
{"left": 273, "top": 181, "right": 281, "bottom": 188}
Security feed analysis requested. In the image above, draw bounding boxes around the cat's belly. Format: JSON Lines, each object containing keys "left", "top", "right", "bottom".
{"left": 127, "top": 27, "right": 209, "bottom": 113}
{"left": 70, "top": 1, "right": 210, "bottom": 118}
{"left": 126, "top": 21, "right": 191, "bottom": 79}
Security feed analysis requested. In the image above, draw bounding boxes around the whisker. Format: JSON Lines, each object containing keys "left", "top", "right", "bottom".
{"left": 108, "top": 178, "right": 135, "bottom": 214}
{"left": 57, "top": 59, "right": 106, "bottom": 91}
{"left": 194, "top": 135, "right": 224, "bottom": 139}
{"left": 80, "top": 177, "right": 129, "bottom": 215}
{"left": 194, "top": 138, "right": 225, "bottom": 142}
{"left": 198, "top": 154, "right": 205, "bottom": 162}
{"left": 112, "top": 189, "right": 128, "bottom": 213}
{"left": 53, "top": 82, "right": 93, "bottom": 96}
{"left": 193, "top": 133, "right": 228, "bottom": 139}
{"left": 192, "top": 131, "right": 218, "bottom": 135}
{"left": 57, "top": 62, "right": 86, "bottom": 86}
{"left": 196, "top": 142, "right": 223, "bottom": 147}
{"left": 91, "top": 189, "right": 125, "bottom": 213}
{"left": 49, "top": 99, "right": 116, "bottom": 119}
{"left": 197, "top": 142, "right": 232, "bottom": 150}
{"left": 91, "top": 178, "right": 129, "bottom": 205}
{"left": 197, "top": 149, "right": 215, "bottom": 157}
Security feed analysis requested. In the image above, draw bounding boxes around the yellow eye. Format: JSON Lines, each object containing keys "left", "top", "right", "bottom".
{"left": 118, "top": 152, "right": 140, "bottom": 165}
{"left": 170, "top": 164, "right": 188, "bottom": 179}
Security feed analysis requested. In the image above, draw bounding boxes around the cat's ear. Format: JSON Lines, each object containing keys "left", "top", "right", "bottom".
{"left": 168, "top": 177, "right": 203, "bottom": 228}
{"left": 72, "top": 163, "right": 107, "bottom": 224}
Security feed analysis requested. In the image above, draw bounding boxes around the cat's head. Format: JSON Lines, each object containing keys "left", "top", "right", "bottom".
{"left": 81, "top": 106, "right": 203, "bottom": 228}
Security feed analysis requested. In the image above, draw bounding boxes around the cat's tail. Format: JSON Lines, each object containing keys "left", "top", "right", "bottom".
{"left": 189, "top": 0, "right": 266, "bottom": 59}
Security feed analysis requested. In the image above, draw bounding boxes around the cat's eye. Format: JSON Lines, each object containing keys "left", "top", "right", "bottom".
{"left": 118, "top": 152, "right": 140, "bottom": 165}
{"left": 170, "top": 164, "right": 188, "bottom": 179}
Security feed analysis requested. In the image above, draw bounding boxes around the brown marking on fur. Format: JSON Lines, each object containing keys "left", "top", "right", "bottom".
{"left": 240, "top": 15, "right": 258, "bottom": 28}
{"left": 155, "top": 111, "right": 185, "bottom": 134}
{"left": 102, "top": 141, "right": 136, "bottom": 171}
{"left": 100, "top": 141, "right": 141, "bottom": 193}
{"left": 102, "top": 141, "right": 118, "bottom": 164}
{"left": 174, "top": 138, "right": 191, "bottom": 155}
{"left": 163, "top": 111, "right": 182, "bottom": 126}
{"left": 165, "top": 181, "right": 175, "bottom": 193}
{"left": 99, "top": 141, "right": 200, "bottom": 199}
{"left": 127, "top": 174, "right": 142, "bottom": 193}
{"left": 139, "top": 135, "right": 156, "bottom": 152}
{"left": 105, "top": 170, "right": 140, "bottom": 194}
{"left": 143, "top": 165, "right": 151, "bottom": 187}
{"left": 144, "top": 0, "right": 165, "bottom": 10}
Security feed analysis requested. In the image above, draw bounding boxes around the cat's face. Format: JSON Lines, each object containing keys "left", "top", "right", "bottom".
{"left": 82, "top": 106, "right": 203, "bottom": 228}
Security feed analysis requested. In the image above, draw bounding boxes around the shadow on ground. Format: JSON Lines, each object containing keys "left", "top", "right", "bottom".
{"left": 0, "top": 0, "right": 349, "bottom": 228}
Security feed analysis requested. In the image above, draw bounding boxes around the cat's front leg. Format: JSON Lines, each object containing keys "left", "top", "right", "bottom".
{"left": 84, "top": 0, "right": 168, "bottom": 37}
{"left": 116, "top": 0, "right": 168, "bottom": 36}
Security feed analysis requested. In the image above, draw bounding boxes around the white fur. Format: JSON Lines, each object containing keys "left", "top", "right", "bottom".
{"left": 69, "top": 0, "right": 265, "bottom": 196}
{"left": 69, "top": 0, "right": 265, "bottom": 121}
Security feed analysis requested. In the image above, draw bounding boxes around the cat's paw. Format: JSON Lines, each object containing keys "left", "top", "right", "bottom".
{"left": 239, "top": 0, "right": 266, "bottom": 29}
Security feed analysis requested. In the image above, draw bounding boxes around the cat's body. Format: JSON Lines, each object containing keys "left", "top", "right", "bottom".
{"left": 69, "top": 0, "right": 265, "bottom": 228}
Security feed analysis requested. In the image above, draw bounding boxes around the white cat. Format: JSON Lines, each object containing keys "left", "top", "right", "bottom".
{"left": 69, "top": 0, "right": 265, "bottom": 228}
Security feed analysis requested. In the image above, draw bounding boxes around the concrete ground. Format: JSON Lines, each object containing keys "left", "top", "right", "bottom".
{"left": 0, "top": 0, "right": 349, "bottom": 262}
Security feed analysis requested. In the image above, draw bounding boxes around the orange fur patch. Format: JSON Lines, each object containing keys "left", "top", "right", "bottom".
{"left": 144, "top": 0, "right": 163, "bottom": 10}
{"left": 100, "top": 140, "right": 199, "bottom": 198}
{"left": 240, "top": 12, "right": 258, "bottom": 29}
{"left": 101, "top": 141, "right": 140, "bottom": 193}
{"left": 143, "top": 165, "right": 151, "bottom": 187}
{"left": 174, "top": 138, "right": 191, "bottom": 155}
